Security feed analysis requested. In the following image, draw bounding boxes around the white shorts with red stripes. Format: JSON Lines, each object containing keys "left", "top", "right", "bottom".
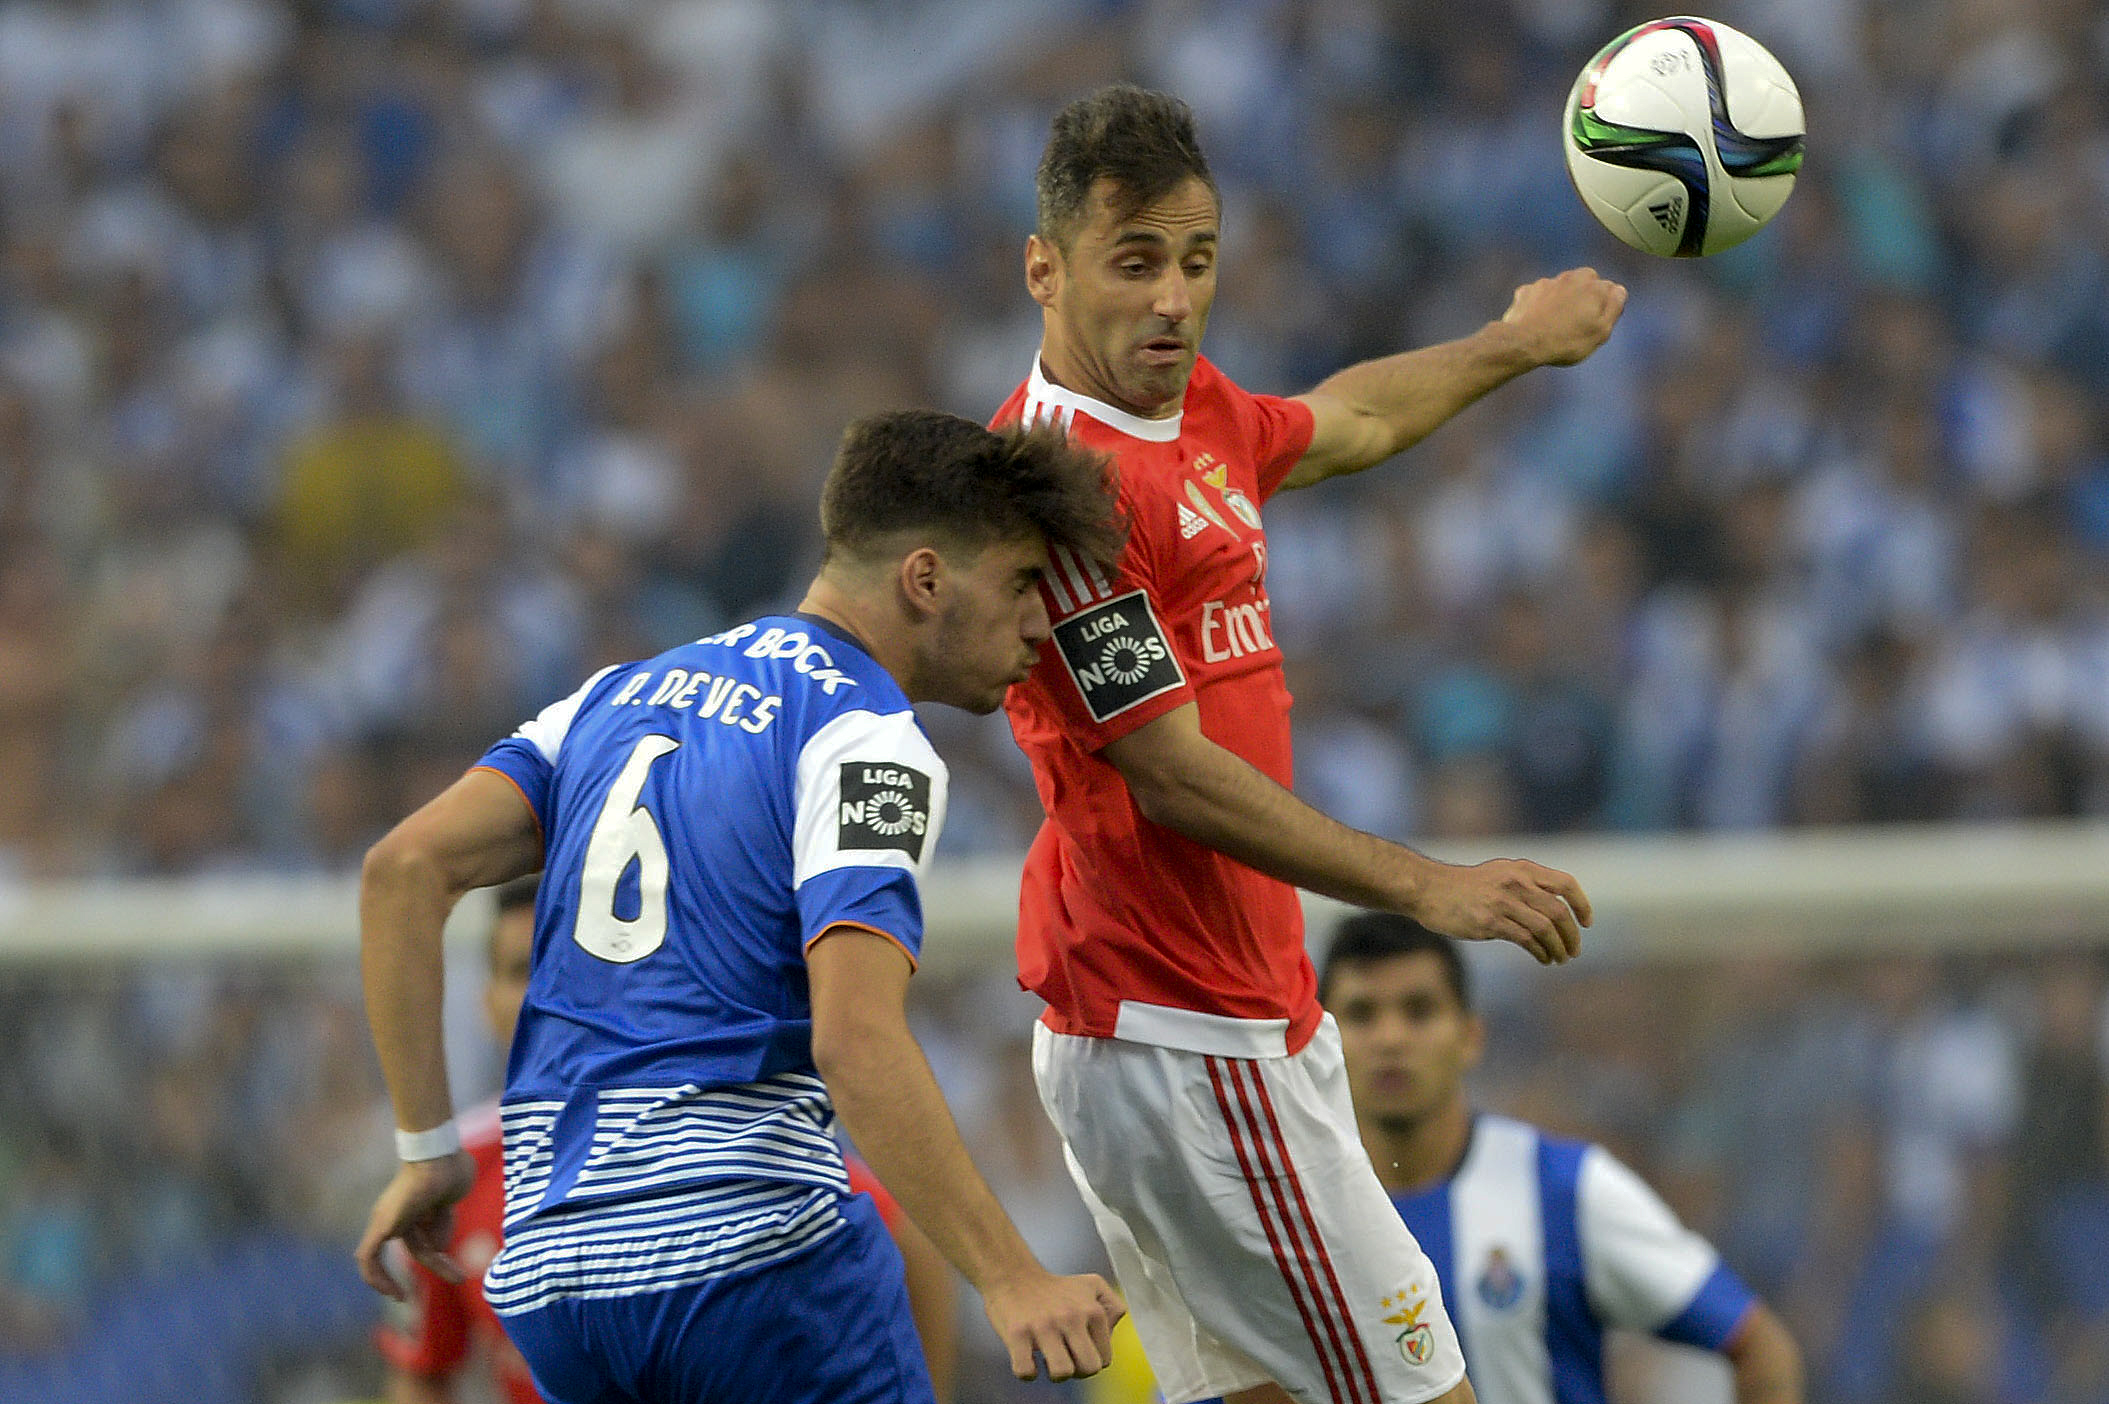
{"left": 1032, "top": 1016, "right": 1466, "bottom": 1404}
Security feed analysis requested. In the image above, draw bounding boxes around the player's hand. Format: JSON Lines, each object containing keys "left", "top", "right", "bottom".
{"left": 354, "top": 1150, "right": 476, "bottom": 1300}
{"left": 1409, "top": 858, "right": 1592, "bottom": 965}
{"left": 1501, "top": 267, "right": 1626, "bottom": 367}
{"left": 983, "top": 1269, "right": 1125, "bottom": 1381}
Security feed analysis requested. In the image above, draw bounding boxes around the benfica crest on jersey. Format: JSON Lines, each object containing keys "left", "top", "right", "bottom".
{"left": 1200, "top": 462, "right": 1262, "bottom": 529}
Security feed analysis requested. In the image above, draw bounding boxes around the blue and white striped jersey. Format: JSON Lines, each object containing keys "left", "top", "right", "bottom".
{"left": 468, "top": 614, "right": 947, "bottom": 1315}
{"left": 1390, "top": 1115, "right": 1754, "bottom": 1404}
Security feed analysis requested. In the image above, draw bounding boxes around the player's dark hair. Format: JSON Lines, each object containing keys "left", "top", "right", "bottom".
{"left": 821, "top": 409, "right": 1125, "bottom": 573}
{"left": 488, "top": 874, "right": 539, "bottom": 967}
{"left": 1319, "top": 913, "right": 1473, "bottom": 1011}
{"left": 1036, "top": 84, "right": 1218, "bottom": 249}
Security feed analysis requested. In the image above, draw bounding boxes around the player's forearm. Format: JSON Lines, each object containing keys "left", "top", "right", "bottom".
{"left": 360, "top": 838, "right": 460, "bottom": 1136}
{"left": 1116, "top": 734, "right": 1436, "bottom": 913}
{"left": 817, "top": 1025, "right": 1044, "bottom": 1297}
{"left": 1289, "top": 321, "right": 1538, "bottom": 482}
{"left": 1726, "top": 1305, "right": 1805, "bottom": 1404}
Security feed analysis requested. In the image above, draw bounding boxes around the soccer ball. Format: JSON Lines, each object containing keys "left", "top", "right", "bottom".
{"left": 1562, "top": 16, "right": 1804, "bottom": 257}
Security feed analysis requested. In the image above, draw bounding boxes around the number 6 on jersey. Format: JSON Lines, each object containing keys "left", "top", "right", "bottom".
{"left": 574, "top": 734, "right": 681, "bottom": 962}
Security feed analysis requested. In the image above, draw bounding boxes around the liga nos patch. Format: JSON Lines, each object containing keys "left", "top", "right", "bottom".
{"left": 837, "top": 762, "right": 932, "bottom": 860}
{"left": 1053, "top": 590, "right": 1185, "bottom": 723}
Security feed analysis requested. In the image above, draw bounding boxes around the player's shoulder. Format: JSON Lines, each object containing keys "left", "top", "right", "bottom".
{"left": 1473, "top": 1110, "right": 1559, "bottom": 1157}
{"left": 1498, "top": 1119, "right": 1673, "bottom": 1229}
{"left": 1470, "top": 1112, "right": 1598, "bottom": 1189}
{"left": 1182, "top": 353, "right": 1270, "bottom": 417}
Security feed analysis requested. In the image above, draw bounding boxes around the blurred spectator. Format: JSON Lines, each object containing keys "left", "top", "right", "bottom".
{"left": 1826, "top": 956, "right": 2020, "bottom": 1404}
{"left": 272, "top": 327, "right": 463, "bottom": 617}
{"left": 2001, "top": 954, "right": 2109, "bottom": 1396}
{"left": 0, "top": 540, "right": 71, "bottom": 875}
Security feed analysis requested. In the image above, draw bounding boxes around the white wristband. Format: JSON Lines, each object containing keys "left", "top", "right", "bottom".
{"left": 395, "top": 1120, "right": 462, "bottom": 1162}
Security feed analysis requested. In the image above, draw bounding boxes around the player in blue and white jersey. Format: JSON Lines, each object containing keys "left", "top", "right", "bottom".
{"left": 353, "top": 409, "right": 1127, "bottom": 1404}
{"left": 1314, "top": 915, "right": 1804, "bottom": 1404}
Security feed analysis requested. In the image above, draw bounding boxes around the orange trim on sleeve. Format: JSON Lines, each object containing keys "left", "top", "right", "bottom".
{"left": 469, "top": 764, "right": 545, "bottom": 848}
{"left": 804, "top": 920, "right": 920, "bottom": 973}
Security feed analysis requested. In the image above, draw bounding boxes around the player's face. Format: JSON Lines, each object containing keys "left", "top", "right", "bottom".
{"left": 483, "top": 905, "right": 534, "bottom": 1048}
{"left": 1329, "top": 954, "right": 1482, "bottom": 1132}
{"left": 926, "top": 535, "right": 1053, "bottom": 714}
{"left": 1031, "top": 176, "right": 1219, "bottom": 417}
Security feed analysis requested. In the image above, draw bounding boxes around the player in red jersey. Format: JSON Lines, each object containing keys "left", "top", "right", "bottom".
{"left": 994, "top": 88, "right": 1626, "bottom": 1404}
{"left": 377, "top": 875, "right": 542, "bottom": 1404}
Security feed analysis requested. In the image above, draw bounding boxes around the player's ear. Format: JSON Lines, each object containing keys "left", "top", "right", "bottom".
{"left": 897, "top": 545, "right": 945, "bottom": 620}
{"left": 1025, "top": 233, "right": 1060, "bottom": 308}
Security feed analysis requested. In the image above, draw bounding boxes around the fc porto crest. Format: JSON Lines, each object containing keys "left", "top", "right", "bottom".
{"left": 1477, "top": 1246, "right": 1525, "bottom": 1312}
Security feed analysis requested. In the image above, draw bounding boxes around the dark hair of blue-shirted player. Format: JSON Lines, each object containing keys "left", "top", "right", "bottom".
{"left": 805, "top": 410, "right": 1124, "bottom": 717}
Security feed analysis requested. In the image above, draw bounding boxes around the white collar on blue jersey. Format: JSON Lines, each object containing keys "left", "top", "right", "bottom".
{"left": 1025, "top": 358, "right": 1185, "bottom": 443}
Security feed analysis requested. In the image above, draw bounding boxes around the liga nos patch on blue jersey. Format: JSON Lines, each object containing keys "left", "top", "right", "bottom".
{"left": 1053, "top": 589, "right": 1184, "bottom": 723}
{"left": 837, "top": 762, "right": 932, "bottom": 860}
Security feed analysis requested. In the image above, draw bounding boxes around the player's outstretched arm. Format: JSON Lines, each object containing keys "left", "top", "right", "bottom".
{"left": 355, "top": 768, "right": 543, "bottom": 1300}
{"left": 808, "top": 927, "right": 1125, "bottom": 1382}
{"left": 1279, "top": 268, "right": 1627, "bottom": 491}
{"left": 1724, "top": 1303, "right": 1805, "bottom": 1404}
{"left": 1102, "top": 704, "right": 1589, "bottom": 964}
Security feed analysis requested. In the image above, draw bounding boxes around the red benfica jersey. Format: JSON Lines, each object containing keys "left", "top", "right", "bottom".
{"left": 995, "top": 356, "right": 1322, "bottom": 1058}
{"left": 376, "top": 1103, "right": 541, "bottom": 1404}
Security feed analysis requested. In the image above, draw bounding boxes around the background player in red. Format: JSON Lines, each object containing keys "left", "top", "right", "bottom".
{"left": 846, "top": 1156, "right": 961, "bottom": 1404}
{"left": 375, "top": 879, "right": 963, "bottom": 1404}
{"left": 376, "top": 874, "right": 541, "bottom": 1404}
{"left": 995, "top": 87, "right": 1625, "bottom": 1404}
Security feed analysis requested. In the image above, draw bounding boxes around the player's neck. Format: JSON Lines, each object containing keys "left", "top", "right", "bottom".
{"left": 794, "top": 579, "right": 910, "bottom": 690}
{"left": 1363, "top": 1094, "right": 1473, "bottom": 1196}
{"left": 1035, "top": 343, "right": 1185, "bottom": 422}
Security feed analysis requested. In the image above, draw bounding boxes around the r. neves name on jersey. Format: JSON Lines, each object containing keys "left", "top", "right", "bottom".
{"left": 600, "top": 622, "right": 866, "bottom": 734}
{"left": 606, "top": 666, "right": 783, "bottom": 732}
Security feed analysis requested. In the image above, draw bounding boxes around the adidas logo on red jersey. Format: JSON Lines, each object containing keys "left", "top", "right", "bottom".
{"left": 1179, "top": 503, "right": 1211, "bottom": 539}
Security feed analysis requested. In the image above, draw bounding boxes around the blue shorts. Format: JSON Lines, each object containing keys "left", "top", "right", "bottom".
{"left": 501, "top": 1192, "right": 934, "bottom": 1404}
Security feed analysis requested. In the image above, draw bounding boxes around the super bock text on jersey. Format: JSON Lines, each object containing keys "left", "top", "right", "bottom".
{"left": 467, "top": 614, "right": 947, "bottom": 1316}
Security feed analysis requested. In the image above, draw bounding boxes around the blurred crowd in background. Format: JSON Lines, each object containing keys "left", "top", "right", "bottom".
{"left": 0, "top": 0, "right": 2106, "bottom": 877}
{"left": 0, "top": 0, "right": 2106, "bottom": 1400}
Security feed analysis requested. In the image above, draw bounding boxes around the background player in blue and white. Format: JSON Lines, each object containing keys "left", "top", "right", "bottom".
{"left": 353, "top": 409, "right": 1128, "bottom": 1403}
{"left": 1315, "top": 915, "right": 1804, "bottom": 1404}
